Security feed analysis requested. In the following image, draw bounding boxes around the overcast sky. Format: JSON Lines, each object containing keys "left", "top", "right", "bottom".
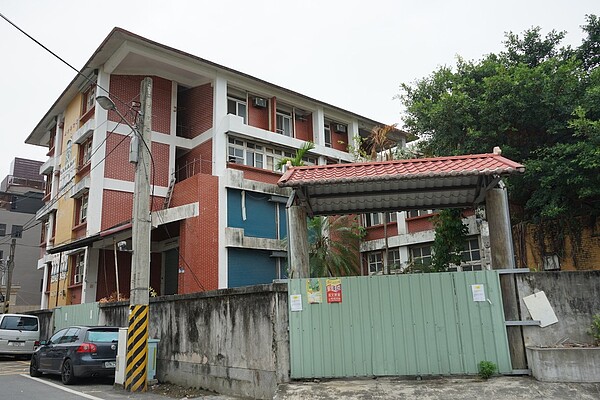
{"left": 0, "top": 0, "right": 597, "bottom": 179}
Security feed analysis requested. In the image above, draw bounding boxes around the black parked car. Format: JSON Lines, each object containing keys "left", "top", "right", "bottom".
{"left": 30, "top": 326, "right": 119, "bottom": 384}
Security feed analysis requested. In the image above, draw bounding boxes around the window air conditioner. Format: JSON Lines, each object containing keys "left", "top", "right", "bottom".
{"left": 74, "top": 274, "right": 83, "bottom": 284}
{"left": 253, "top": 97, "right": 267, "bottom": 108}
{"left": 335, "top": 124, "right": 347, "bottom": 133}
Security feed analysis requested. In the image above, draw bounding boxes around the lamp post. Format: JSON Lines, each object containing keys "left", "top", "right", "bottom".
{"left": 96, "top": 77, "right": 153, "bottom": 392}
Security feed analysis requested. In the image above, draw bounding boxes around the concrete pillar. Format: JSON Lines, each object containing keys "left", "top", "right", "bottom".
{"left": 313, "top": 107, "right": 325, "bottom": 147}
{"left": 485, "top": 183, "right": 526, "bottom": 370}
{"left": 40, "top": 263, "right": 49, "bottom": 309}
{"left": 485, "top": 186, "right": 515, "bottom": 269}
{"left": 287, "top": 205, "right": 309, "bottom": 278}
{"left": 82, "top": 248, "right": 99, "bottom": 303}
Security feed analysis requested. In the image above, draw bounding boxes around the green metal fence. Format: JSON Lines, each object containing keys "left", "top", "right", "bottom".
{"left": 288, "top": 271, "right": 511, "bottom": 378}
{"left": 53, "top": 302, "right": 100, "bottom": 332}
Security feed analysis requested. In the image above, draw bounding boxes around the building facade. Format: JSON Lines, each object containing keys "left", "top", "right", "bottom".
{"left": 25, "top": 28, "right": 404, "bottom": 308}
{"left": 0, "top": 158, "right": 45, "bottom": 311}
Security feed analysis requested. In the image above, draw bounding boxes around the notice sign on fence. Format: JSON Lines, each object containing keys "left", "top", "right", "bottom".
{"left": 326, "top": 278, "right": 342, "bottom": 303}
{"left": 307, "top": 279, "right": 323, "bottom": 304}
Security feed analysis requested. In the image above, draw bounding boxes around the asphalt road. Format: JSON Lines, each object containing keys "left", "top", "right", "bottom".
{"left": 0, "top": 355, "right": 170, "bottom": 400}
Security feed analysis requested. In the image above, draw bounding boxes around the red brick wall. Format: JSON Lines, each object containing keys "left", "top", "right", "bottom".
{"left": 248, "top": 96, "right": 269, "bottom": 130}
{"left": 151, "top": 142, "right": 170, "bottom": 187}
{"left": 406, "top": 215, "right": 435, "bottom": 234}
{"left": 177, "top": 83, "right": 213, "bottom": 138}
{"left": 365, "top": 223, "right": 399, "bottom": 241}
{"left": 227, "top": 163, "right": 282, "bottom": 185}
{"left": 108, "top": 75, "right": 172, "bottom": 134}
{"left": 332, "top": 127, "right": 349, "bottom": 151}
{"left": 171, "top": 173, "right": 219, "bottom": 292}
{"left": 295, "top": 113, "right": 313, "bottom": 142}
{"left": 101, "top": 189, "right": 133, "bottom": 230}
{"left": 176, "top": 139, "right": 213, "bottom": 179}
{"left": 104, "top": 133, "right": 136, "bottom": 182}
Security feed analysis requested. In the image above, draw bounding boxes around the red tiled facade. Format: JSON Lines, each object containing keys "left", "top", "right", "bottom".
{"left": 101, "top": 189, "right": 133, "bottom": 230}
{"left": 177, "top": 83, "right": 213, "bottom": 138}
{"left": 248, "top": 96, "right": 270, "bottom": 130}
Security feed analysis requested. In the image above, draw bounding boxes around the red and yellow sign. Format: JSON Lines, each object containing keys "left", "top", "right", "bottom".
{"left": 326, "top": 278, "right": 342, "bottom": 303}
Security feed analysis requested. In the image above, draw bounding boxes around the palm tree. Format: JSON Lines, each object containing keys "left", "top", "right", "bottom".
{"left": 276, "top": 141, "right": 315, "bottom": 169}
{"left": 365, "top": 123, "right": 398, "bottom": 161}
{"left": 308, "top": 215, "right": 365, "bottom": 277}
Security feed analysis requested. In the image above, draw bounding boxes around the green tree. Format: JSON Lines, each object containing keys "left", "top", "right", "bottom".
{"left": 308, "top": 215, "right": 365, "bottom": 277}
{"left": 431, "top": 209, "right": 469, "bottom": 272}
{"left": 400, "top": 15, "right": 600, "bottom": 263}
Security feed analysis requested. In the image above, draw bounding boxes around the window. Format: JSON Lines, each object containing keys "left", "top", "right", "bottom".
{"left": 10, "top": 225, "right": 23, "bottom": 238}
{"left": 407, "top": 209, "right": 433, "bottom": 218}
{"left": 365, "top": 213, "right": 382, "bottom": 227}
{"left": 410, "top": 245, "right": 432, "bottom": 267}
{"left": 227, "top": 137, "right": 316, "bottom": 172}
{"left": 72, "top": 252, "right": 84, "bottom": 285}
{"left": 324, "top": 124, "right": 332, "bottom": 147}
{"left": 86, "top": 329, "right": 119, "bottom": 343}
{"left": 388, "top": 248, "right": 401, "bottom": 270}
{"left": 227, "top": 97, "right": 247, "bottom": 123}
{"left": 0, "top": 315, "right": 38, "bottom": 331}
{"left": 84, "top": 85, "right": 96, "bottom": 114}
{"left": 387, "top": 212, "right": 398, "bottom": 223}
{"left": 276, "top": 110, "right": 293, "bottom": 137}
{"left": 0, "top": 223, "right": 5, "bottom": 236}
{"left": 58, "top": 327, "right": 80, "bottom": 344}
{"left": 78, "top": 194, "right": 89, "bottom": 224}
{"left": 81, "top": 137, "right": 93, "bottom": 166}
{"left": 368, "top": 252, "right": 383, "bottom": 274}
{"left": 542, "top": 255, "right": 560, "bottom": 271}
{"left": 48, "top": 328, "right": 68, "bottom": 344}
{"left": 461, "top": 238, "right": 481, "bottom": 265}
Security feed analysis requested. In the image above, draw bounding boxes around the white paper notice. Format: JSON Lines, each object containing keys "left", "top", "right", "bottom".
{"left": 471, "top": 284, "right": 486, "bottom": 302}
{"left": 290, "top": 294, "right": 303, "bottom": 312}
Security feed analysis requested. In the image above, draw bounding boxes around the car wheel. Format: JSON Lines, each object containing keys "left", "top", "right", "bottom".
{"left": 61, "top": 359, "right": 76, "bottom": 385}
{"left": 29, "top": 356, "right": 42, "bottom": 377}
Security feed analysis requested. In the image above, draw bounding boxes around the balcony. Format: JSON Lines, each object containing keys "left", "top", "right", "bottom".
{"left": 36, "top": 199, "right": 58, "bottom": 220}
{"left": 73, "top": 118, "right": 94, "bottom": 144}
{"left": 39, "top": 156, "right": 57, "bottom": 175}
{"left": 70, "top": 176, "right": 90, "bottom": 198}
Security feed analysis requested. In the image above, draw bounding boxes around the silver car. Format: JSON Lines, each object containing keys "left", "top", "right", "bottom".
{"left": 0, "top": 314, "right": 40, "bottom": 357}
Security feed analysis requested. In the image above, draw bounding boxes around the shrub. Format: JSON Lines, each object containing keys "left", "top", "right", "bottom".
{"left": 478, "top": 361, "right": 497, "bottom": 379}
{"left": 589, "top": 314, "right": 600, "bottom": 346}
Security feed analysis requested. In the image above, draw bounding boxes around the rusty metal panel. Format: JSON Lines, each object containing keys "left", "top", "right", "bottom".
{"left": 289, "top": 271, "right": 511, "bottom": 378}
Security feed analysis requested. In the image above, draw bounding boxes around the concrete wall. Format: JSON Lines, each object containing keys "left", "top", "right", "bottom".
{"left": 99, "top": 283, "right": 289, "bottom": 399}
{"left": 516, "top": 271, "right": 600, "bottom": 346}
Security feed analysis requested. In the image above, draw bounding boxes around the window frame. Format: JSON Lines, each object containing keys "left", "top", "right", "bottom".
{"left": 410, "top": 244, "right": 433, "bottom": 267}
{"left": 324, "top": 124, "right": 332, "bottom": 147}
{"left": 227, "top": 97, "right": 247, "bottom": 123}
{"left": 10, "top": 225, "right": 23, "bottom": 238}
{"left": 276, "top": 110, "right": 293, "bottom": 137}
{"left": 368, "top": 251, "right": 383, "bottom": 274}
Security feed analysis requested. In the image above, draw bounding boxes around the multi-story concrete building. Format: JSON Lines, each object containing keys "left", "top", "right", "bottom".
{"left": 0, "top": 158, "right": 45, "bottom": 311}
{"left": 25, "top": 28, "right": 405, "bottom": 308}
{"left": 360, "top": 208, "right": 490, "bottom": 275}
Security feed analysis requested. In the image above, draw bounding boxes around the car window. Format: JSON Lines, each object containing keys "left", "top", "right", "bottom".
{"left": 86, "top": 329, "right": 119, "bottom": 343}
{"left": 0, "top": 316, "right": 38, "bottom": 331}
{"left": 48, "top": 328, "right": 68, "bottom": 344}
{"left": 58, "top": 327, "right": 81, "bottom": 344}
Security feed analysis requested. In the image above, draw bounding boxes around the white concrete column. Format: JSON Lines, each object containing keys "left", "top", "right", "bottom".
{"left": 349, "top": 120, "right": 359, "bottom": 154}
{"left": 397, "top": 211, "right": 408, "bottom": 235}
{"left": 87, "top": 68, "right": 111, "bottom": 234}
{"left": 212, "top": 74, "right": 229, "bottom": 288}
{"left": 398, "top": 246, "right": 410, "bottom": 271}
{"left": 313, "top": 107, "right": 325, "bottom": 147}
{"left": 212, "top": 74, "right": 228, "bottom": 177}
{"left": 40, "top": 263, "right": 49, "bottom": 309}
{"left": 169, "top": 81, "right": 178, "bottom": 176}
{"left": 82, "top": 247, "right": 99, "bottom": 303}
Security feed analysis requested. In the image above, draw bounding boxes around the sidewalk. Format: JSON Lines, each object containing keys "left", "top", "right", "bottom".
{"left": 275, "top": 376, "right": 600, "bottom": 400}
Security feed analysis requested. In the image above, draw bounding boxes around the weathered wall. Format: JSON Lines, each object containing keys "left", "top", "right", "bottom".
{"left": 99, "top": 284, "right": 289, "bottom": 399}
{"left": 27, "top": 309, "right": 53, "bottom": 341}
{"left": 516, "top": 271, "right": 600, "bottom": 346}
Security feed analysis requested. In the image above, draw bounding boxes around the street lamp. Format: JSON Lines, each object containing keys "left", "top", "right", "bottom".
{"left": 96, "top": 96, "right": 139, "bottom": 164}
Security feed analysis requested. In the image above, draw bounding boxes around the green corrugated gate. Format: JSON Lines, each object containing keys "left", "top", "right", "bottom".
{"left": 289, "top": 271, "right": 511, "bottom": 378}
{"left": 53, "top": 302, "right": 100, "bottom": 332}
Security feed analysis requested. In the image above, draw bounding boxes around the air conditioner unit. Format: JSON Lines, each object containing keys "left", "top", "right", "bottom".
{"left": 334, "top": 124, "right": 347, "bottom": 133}
{"left": 74, "top": 274, "right": 83, "bottom": 285}
{"left": 253, "top": 97, "right": 267, "bottom": 108}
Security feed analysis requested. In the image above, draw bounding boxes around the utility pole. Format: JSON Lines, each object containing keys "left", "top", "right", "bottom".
{"left": 3, "top": 239, "right": 16, "bottom": 313}
{"left": 125, "top": 77, "right": 153, "bottom": 392}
